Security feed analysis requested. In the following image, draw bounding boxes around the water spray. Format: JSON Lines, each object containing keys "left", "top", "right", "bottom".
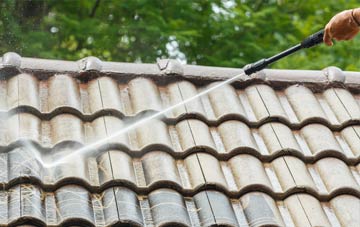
{"left": 36, "top": 29, "right": 324, "bottom": 168}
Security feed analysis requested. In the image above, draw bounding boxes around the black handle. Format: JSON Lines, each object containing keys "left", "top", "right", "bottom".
{"left": 301, "top": 29, "right": 324, "bottom": 48}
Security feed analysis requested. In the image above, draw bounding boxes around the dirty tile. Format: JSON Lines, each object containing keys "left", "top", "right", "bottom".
{"left": 142, "top": 151, "right": 181, "bottom": 186}
{"left": 207, "top": 83, "right": 246, "bottom": 119}
{"left": 315, "top": 158, "right": 359, "bottom": 192}
{"left": 135, "top": 119, "right": 172, "bottom": 150}
{"left": 102, "top": 187, "right": 143, "bottom": 226}
{"left": 193, "top": 153, "right": 227, "bottom": 188}
{"left": 148, "top": 189, "right": 191, "bottom": 227}
{"left": 97, "top": 77, "right": 123, "bottom": 112}
{"left": 254, "top": 84, "right": 288, "bottom": 119}
{"left": 56, "top": 186, "right": 94, "bottom": 223}
{"left": 128, "top": 77, "right": 162, "bottom": 114}
{"left": 272, "top": 156, "right": 316, "bottom": 192}
{"left": 229, "top": 154, "right": 272, "bottom": 190}
{"left": 323, "top": 88, "right": 354, "bottom": 123}
{"left": 330, "top": 195, "right": 360, "bottom": 227}
{"left": 341, "top": 126, "right": 360, "bottom": 157}
{"left": 301, "top": 124, "right": 342, "bottom": 155}
{"left": 17, "top": 74, "right": 40, "bottom": 109}
{"left": 245, "top": 85, "right": 270, "bottom": 121}
{"left": 50, "top": 114, "right": 84, "bottom": 145}
{"left": 240, "top": 192, "right": 285, "bottom": 227}
{"left": 177, "top": 81, "right": 206, "bottom": 117}
{"left": 218, "top": 121, "right": 258, "bottom": 153}
{"left": 48, "top": 74, "right": 81, "bottom": 112}
{"left": 285, "top": 85, "right": 327, "bottom": 122}
{"left": 330, "top": 88, "right": 360, "bottom": 120}
{"left": 285, "top": 194, "right": 331, "bottom": 227}
{"left": 97, "top": 150, "right": 136, "bottom": 186}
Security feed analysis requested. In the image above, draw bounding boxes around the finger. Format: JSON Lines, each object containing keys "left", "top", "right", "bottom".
{"left": 340, "top": 29, "right": 359, "bottom": 40}
{"left": 347, "top": 29, "right": 360, "bottom": 40}
{"left": 324, "top": 26, "right": 333, "bottom": 46}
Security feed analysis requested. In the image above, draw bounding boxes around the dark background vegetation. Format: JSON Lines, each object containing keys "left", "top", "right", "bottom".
{"left": 0, "top": 0, "right": 359, "bottom": 70}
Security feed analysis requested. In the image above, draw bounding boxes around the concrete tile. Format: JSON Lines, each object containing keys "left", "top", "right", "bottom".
{"left": 48, "top": 74, "right": 81, "bottom": 112}
{"left": 50, "top": 114, "right": 84, "bottom": 144}
{"left": 128, "top": 77, "right": 162, "bottom": 114}
{"left": 148, "top": 189, "right": 191, "bottom": 227}
{"left": 177, "top": 81, "right": 206, "bottom": 117}
{"left": 207, "top": 83, "right": 246, "bottom": 119}
{"left": 229, "top": 154, "right": 272, "bottom": 190}
{"left": 330, "top": 195, "right": 360, "bottom": 227}
{"left": 272, "top": 156, "right": 316, "bottom": 192}
{"left": 245, "top": 85, "right": 269, "bottom": 121}
{"left": 301, "top": 124, "right": 342, "bottom": 155}
{"left": 316, "top": 158, "right": 359, "bottom": 192}
{"left": 142, "top": 151, "right": 181, "bottom": 186}
{"left": 218, "top": 121, "right": 258, "bottom": 153}
{"left": 97, "top": 77, "right": 123, "bottom": 112}
{"left": 285, "top": 85, "right": 327, "bottom": 122}
{"left": 341, "top": 126, "right": 360, "bottom": 157}
{"left": 255, "top": 84, "right": 287, "bottom": 119}
{"left": 240, "top": 192, "right": 285, "bottom": 227}
{"left": 135, "top": 119, "right": 172, "bottom": 150}
{"left": 323, "top": 88, "right": 353, "bottom": 123}
{"left": 17, "top": 74, "right": 40, "bottom": 109}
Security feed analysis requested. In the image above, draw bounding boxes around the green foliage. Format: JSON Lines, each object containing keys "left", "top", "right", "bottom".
{"left": 0, "top": 0, "right": 359, "bottom": 70}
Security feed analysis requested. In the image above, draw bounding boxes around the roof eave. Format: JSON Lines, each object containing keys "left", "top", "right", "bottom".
{"left": 1, "top": 52, "right": 360, "bottom": 91}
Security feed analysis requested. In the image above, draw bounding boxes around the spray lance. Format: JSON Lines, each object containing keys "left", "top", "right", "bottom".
{"left": 243, "top": 29, "right": 324, "bottom": 75}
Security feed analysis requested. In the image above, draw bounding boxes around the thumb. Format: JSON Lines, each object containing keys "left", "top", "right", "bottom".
{"left": 323, "top": 27, "right": 333, "bottom": 46}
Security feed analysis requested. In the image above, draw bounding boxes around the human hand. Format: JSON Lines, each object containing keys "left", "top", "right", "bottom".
{"left": 324, "top": 9, "right": 360, "bottom": 46}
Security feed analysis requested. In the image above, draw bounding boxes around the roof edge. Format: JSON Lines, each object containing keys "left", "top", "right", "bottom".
{"left": 1, "top": 52, "right": 360, "bottom": 89}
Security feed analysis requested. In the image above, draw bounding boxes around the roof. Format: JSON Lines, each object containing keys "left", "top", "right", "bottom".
{"left": 0, "top": 52, "right": 359, "bottom": 227}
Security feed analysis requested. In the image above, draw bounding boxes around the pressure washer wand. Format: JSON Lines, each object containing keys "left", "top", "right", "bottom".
{"left": 243, "top": 29, "right": 324, "bottom": 75}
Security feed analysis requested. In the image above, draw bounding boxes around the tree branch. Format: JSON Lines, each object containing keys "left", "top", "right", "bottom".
{"left": 90, "top": 0, "right": 101, "bottom": 18}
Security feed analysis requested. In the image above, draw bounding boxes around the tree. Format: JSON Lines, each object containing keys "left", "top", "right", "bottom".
{"left": 0, "top": 0, "right": 359, "bottom": 71}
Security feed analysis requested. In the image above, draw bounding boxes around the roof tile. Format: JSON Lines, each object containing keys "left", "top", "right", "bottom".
{"left": 207, "top": 83, "right": 247, "bottom": 120}
{"left": 285, "top": 85, "right": 328, "bottom": 123}
{"left": 272, "top": 156, "right": 316, "bottom": 192}
{"left": 196, "top": 153, "right": 228, "bottom": 188}
{"left": 341, "top": 126, "right": 360, "bottom": 157}
{"left": 285, "top": 193, "right": 331, "bottom": 227}
{"left": 217, "top": 120, "right": 258, "bottom": 153}
{"left": 0, "top": 73, "right": 359, "bottom": 129}
{"left": 128, "top": 78, "right": 163, "bottom": 114}
{"left": 177, "top": 81, "right": 206, "bottom": 117}
{"left": 135, "top": 119, "right": 172, "bottom": 150}
{"left": 253, "top": 84, "right": 288, "bottom": 119}
{"left": 48, "top": 74, "right": 81, "bottom": 112}
{"left": 0, "top": 56, "right": 359, "bottom": 226}
{"left": 0, "top": 184, "right": 358, "bottom": 226}
{"left": 301, "top": 124, "right": 342, "bottom": 155}
{"left": 316, "top": 158, "right": 359, "bottom": 193}
{"left": 229, "top": 154, "right": 272, "bottom": 191}
{"left": 330, "top": 195, "right": 360, "bottom": 227}
{"left": 240, "top": 192, "right": 285, "bottom": 227}
{"left": 148, "top": 189, "right": 191, "bottom": 226}
{"left": 142, "top": 151, "right": 181, "bottom": 187}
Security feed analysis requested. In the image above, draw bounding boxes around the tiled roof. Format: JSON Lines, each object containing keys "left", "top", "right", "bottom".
{"left": 0, "top": 52, "right": 360, "bottom": 227}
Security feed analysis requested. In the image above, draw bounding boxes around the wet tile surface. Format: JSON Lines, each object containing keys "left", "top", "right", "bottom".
{"left": 0, "top": 68, "right": 359, "bottom": 227}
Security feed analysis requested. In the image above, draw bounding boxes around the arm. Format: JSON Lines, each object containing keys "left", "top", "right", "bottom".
{"left": 323, "top": 8, "right": 360, "bottom": 46}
